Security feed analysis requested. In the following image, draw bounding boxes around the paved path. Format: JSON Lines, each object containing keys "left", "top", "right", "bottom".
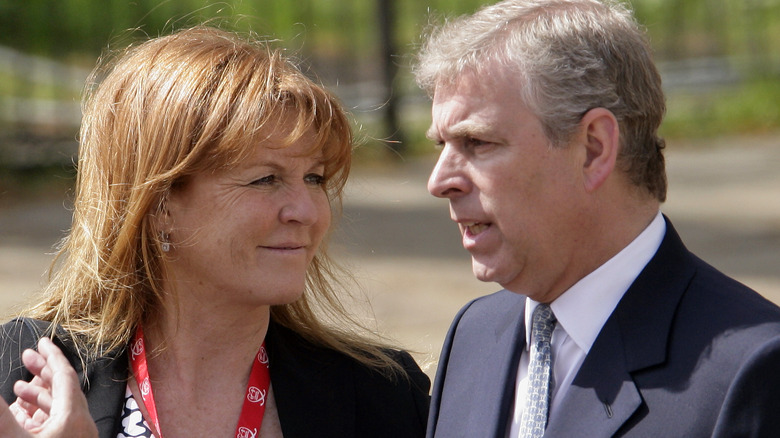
{"left": 1, "top": 133, "right": 779, "bottom": 377}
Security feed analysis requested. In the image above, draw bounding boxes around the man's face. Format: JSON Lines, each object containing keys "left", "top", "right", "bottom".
{"left": 426, "top": 71, "right": 590, "bottom": 302}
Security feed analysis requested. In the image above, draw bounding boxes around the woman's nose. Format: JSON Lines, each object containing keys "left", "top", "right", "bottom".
{"left": 279, "top": 186, "right": 322, "bottom": 226}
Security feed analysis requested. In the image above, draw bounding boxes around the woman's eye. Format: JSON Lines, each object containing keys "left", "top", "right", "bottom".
{"left": 305, "top": 173, "right": 326, "bottom": 186}
{"left": 250, "top": 175, "right": 276, "bottom": 186}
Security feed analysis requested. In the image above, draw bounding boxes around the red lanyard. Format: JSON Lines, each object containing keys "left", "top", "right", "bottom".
{"left": 130, "top": 326, "right": 271, "bottom": 438}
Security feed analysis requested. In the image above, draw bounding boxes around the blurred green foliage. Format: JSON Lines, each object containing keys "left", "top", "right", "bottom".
{"left": 0, "top": 0, "right": 490, "bottom": 64}
{"left": 0, "top": 0, "right": 778, "bottom": 162}
{"left": 662, "top": 78, "right": 780, "bottom": 139}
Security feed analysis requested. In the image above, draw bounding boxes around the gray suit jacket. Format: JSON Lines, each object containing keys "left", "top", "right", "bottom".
{"left": 427, "top": 218, "right": 780, "bottom": 437}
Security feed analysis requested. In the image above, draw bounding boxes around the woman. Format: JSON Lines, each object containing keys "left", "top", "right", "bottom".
{"left": 0, "top": 26, "right": 429, "bottom": 437}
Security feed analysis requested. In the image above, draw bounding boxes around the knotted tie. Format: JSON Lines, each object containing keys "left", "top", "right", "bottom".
{"left": 519, "top": 304, "right": 556, "bottom": 438}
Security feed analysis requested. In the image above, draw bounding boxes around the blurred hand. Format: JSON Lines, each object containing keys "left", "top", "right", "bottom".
{"left": 0, "top": 337, "right": 98, "bottom": 438}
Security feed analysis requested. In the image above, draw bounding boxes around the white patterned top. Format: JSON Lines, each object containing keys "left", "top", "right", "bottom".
{"left": 116, "top": 385, "right": 155, "bottom": 438}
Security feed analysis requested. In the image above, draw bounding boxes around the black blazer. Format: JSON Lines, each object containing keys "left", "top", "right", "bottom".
{"left": 427, "top": 218, "right": 780, "bottom": 437}
{"left": 0, "top": 319, "right": 430, "bottom": 437}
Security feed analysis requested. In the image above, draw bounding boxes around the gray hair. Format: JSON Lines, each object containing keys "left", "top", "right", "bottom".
{"left": 414, "top": 0, "right": 667, "bottom": 201}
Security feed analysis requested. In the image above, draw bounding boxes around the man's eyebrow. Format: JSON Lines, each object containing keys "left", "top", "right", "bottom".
{"left": 428, "top": 121, "right": 493, "bottom": 142}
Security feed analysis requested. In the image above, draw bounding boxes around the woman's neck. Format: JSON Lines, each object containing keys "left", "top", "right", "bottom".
{"left": 143, "top": 297, "right": 272, "bottom": 385}
{"left": 134, "top": 300, "right": 274, "bottom": 438}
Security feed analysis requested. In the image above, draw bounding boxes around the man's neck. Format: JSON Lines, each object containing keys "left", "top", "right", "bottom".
{"left": 532, "top": 198, "right": 661, "bottom": 304}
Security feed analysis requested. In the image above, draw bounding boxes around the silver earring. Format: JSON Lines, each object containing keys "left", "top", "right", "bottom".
{"left": 161, "top": 231, "right": 171, "bottom": 252}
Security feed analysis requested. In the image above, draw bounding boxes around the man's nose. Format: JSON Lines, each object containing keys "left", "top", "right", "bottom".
{"left": 428, "top": 145, "right": 470, "bottom": 199}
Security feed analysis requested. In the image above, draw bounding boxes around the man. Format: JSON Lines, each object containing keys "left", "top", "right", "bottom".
{"left": 413, "top": 0, "right": 780, "bottom": 437}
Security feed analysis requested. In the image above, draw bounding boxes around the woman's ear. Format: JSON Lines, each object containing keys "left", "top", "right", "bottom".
{"left": 579, "top": 107, "right": 620, "bottom": 193}
{"left": 152, "top": 193, "right": 172, "bottom": 234}
{"left": 153, "top": 193, "right": 173, "bottom": 252}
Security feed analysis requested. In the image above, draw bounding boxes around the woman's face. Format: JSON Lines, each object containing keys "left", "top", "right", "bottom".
{"left": 163, "top": 123, "right": 332, "bottom": 310}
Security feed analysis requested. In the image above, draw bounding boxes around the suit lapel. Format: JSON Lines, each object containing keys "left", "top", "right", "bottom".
{"left": 432, "top": 290, "right": 526, "bottom": 438}
{"left": 545, "top": 318, "right": 641, "bottom": 437}
{"left": 546, "top": 217, "right": 696, "bottom": 437}
{"left": 469, "top": 296, "right": 527, "bottom": 438}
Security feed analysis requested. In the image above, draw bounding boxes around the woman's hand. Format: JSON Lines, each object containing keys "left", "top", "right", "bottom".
{"left": 0, "top": 337, "right": 98, "bottom": 437}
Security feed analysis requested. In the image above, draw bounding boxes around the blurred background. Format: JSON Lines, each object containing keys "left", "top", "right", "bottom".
{"left": 1, "top": 0, "right": 779, "bottom": 376}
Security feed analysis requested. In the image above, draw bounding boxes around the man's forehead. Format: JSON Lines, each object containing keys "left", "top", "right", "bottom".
{"left": 426, "top": 72, "right": 540, "bottom": 145}
{"left": 432, "top": 71, "right": 481, "bottom": 99}
{"left": 427, "top": 78, "right": 501, "bottom": 139}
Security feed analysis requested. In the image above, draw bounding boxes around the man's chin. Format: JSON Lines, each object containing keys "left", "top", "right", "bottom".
{"left": 471, "top": 261, "right": 499, "bottom": 284}
{"left": 472, "top": 260, "right": 527, "bottom": 293}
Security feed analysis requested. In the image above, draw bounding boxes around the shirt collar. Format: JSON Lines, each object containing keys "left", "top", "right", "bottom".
{"left": 525, "top": 211, "right": 666, "bottom": 352}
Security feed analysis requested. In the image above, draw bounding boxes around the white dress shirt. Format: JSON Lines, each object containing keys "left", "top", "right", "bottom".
{"left": 509, "top": 212, "right": 666, "bottom": 437}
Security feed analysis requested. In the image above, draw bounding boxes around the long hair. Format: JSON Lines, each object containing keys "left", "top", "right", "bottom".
{"left": 415, "top": 0, "right": 667, "bottom": 201}
{"left": 26, "top": 26, "right": 404, "bottom": 375}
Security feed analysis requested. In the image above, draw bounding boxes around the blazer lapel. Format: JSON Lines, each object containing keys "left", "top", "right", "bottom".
{"left": 545, "top": 318, "right": 641, "bottom": 437}
{"left": 433, "top": 291, "right": 526, "bottom": 438}
{"left": 546, "top": 217, "right": 695, "bottom": 437}
{"left": 471, "top": 296, "right": 527, "bottom": 438}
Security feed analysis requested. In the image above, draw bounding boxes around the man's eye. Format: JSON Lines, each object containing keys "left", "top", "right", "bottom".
{"left": 305, "top": 173, "right": 326, "bottom": 186}
{"left": 466, "top": 137, "right": 488, "bottom": 148}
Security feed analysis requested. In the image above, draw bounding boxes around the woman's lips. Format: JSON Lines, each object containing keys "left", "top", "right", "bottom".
{"left": 260, "top": 243, "right": 307, "bottom": 251}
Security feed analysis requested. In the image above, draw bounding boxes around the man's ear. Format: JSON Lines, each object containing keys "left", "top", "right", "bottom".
{"left": 579, "top": 107, "right": 620, "bottom": 193}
